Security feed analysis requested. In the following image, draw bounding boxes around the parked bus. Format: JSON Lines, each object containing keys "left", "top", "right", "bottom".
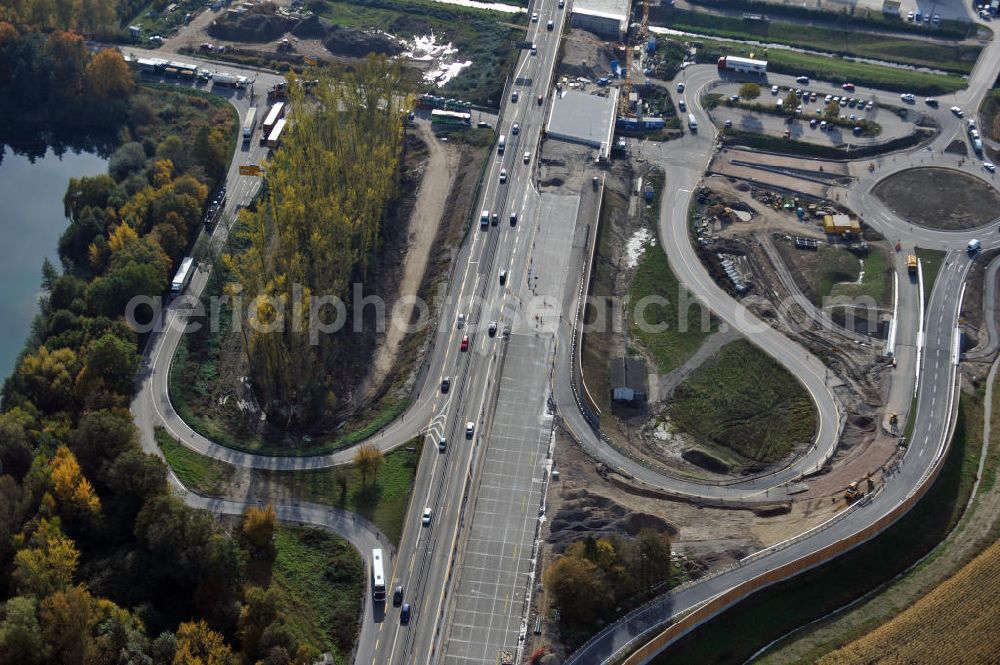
{"left": 170, "top": 257, "right": 195, "bottom": 294}
{"left": 430, "top": 109, "right": 472, "bottom": 127}
{"left": 262, "top": 102, "right": 286, "bottom": 137}
{"left": 243, "top": 107, "right": 257, "bottom": 140}
{"left": 372, "top": 549, "right": 386, "bottom": 602}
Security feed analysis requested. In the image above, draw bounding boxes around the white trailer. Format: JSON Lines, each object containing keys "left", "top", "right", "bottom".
{"left": 717, "top": 56, "right": 768, "bottom": 75}
{"left": 243, "top": 107, "right": 257, "bottom": 140}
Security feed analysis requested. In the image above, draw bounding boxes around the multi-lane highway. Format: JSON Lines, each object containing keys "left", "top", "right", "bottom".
{"left": 125, "top": 6, "right": 1000, "bottom": 665}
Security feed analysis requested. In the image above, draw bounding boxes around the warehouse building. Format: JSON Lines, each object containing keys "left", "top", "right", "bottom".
{"left": 570, "top": 0, "right": 631, "bottom": 38}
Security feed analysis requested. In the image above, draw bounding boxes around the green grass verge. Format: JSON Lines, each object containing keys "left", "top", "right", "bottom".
{"left": 628, "top": 244, "right": 717, "bottom": 374}
{"left": 721, "top": 127, "right": 928, "bottom": 160}
{"left": 666, "top": 339, "right": 817, "bottom": 464}
{"left": 698, "top": 38, "right": 966, "bottom": 95}
{"left": 657, "top": 8, "right": 981, "bottom": 74}
{"left": 653, "top": 389, "right": 983, "bottom": 665}
{"left": 257, "top": 438, "right": 423, "bottom": 546}
{"left": 272, "top": 526, "right": 364, "bottom": 662}
{"left": 915, "top": 247, "right": 946, "bottom": 310}
{"left": 155, "top": 426, "right": 236, "bottom": 494}
{"left": 311, "top": 0, "right": 523, "bottom": 105}
{"left": 154, "top": 425, "right": 421, "bottom": 546}
{"left": 811, "top": 245, "right": 862, "bottom": 306}
{"left": 831, "top": 246, "right": 891, "bottom": 307}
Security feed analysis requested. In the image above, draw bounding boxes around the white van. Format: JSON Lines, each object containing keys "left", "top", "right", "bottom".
{"left": 968, "top": 239, "right": 981, "bottom": 253}
{"left": 688, "top": 113, "right": 698, "bottom": 131}
{"left": 498, "top": 134, "right": 506, "bottom": 153}
{"left": 481, "top": 210, "right": 490, "bottom": 229}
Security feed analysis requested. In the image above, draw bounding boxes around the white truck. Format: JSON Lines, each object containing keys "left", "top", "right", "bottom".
{"left": 212, "top": 72, "right": 247, "bottom": 89}
{"left": 242, "top": 107, "right": 257, "bottom": 140}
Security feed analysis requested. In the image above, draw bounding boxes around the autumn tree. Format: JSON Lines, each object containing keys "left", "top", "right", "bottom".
{"left": 79, "top": 332, "right": 138, "bottom": 397}
{"left": 543, "top": 554, "right": 613, "bottom": 626}
{"left": 739, "top": 82, "right": 760, "bottom": 103}
{"left": 173, "top": 620, "right": 238, "bottom": 665}
{"left": 241, "top": 504, "right": 277, "bottom": 552}
{"left": 13, "top": 519, "right": 79, "bottom": 598}
{"left": 225, "top": 58, "right": 411, "bottom": 426}
{"left": 353, "top": 444, "right": 384, "bottom": 485}
{"left": 49, "top": 446, "right": 101, "bottom": 520}
{"left": 85, "top": 49, "right": 134, "bottom": 102}
{"left": 39, "top": 584, "right": 93, "bottom": 665}
{"left": 825, "top": 100, "right": 840, "bottom": 119}
{"left": 783, "top": 90, "right": 799, "bottom": 114}
{"left": 18, "top": 346, "right": 78, "bottom": 412}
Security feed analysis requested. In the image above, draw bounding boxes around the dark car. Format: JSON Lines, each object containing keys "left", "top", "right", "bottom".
{"left": 393, "top": 585, "right": 403, "bottom": 606}
{"left": 441, "top": 376, "right": 450, "bottom": 393}
{"left": 400, "top": 603, "right": 411, "bottom": 624}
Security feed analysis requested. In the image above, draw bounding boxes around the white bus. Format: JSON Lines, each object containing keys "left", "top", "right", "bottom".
{"left": 170, "top": 257, "right": 195, "bottom": 294}
{"left": 243, "top": 107, "right": 257, "bottom": 140}
{"left": 372, "top": 549, "right": 386, "bottom": 602}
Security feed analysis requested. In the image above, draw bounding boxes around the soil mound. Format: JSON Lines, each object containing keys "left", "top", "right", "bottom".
{"left": 548, "top": 489, "right": 676, "bottom": 552}
{"left": 290, "top": 14, "right": 328, "bottom": 39}
{"left": 208, "top": 12, "right": 294, "bottom": 42}
{"left": 324, "top": 26, "right": 403, "bottom": 57}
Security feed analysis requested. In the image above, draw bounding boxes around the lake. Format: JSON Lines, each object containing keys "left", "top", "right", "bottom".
{"left": 0, "top": 148, "right": 108, "bottom": 382}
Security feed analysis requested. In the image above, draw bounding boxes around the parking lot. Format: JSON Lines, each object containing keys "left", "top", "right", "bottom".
{"left": 444, "top": 333, "right": 553, "bottom": 665}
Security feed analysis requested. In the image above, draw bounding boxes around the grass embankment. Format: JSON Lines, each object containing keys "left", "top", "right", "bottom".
{"left": 915, "top": 247, "right": 946, "bottom": 310}
{"left": 270, "top": 527, "right": 364, "bottom": 663}
{"left": 629, "top": 245, "right": 717, "bottom": 374}
{"left": 155, "top": 427, "right": 421, "bottom": 545}
{"left": 313, "top": 0, "right": 523, "bottom": 105}
{"left": 683, "top": 0, "right": 970, "bottom": 40}
{"left": 981, "top": 88, "right": 1000, "bottom": 141}
{"left": 721, "top": 128, "right": 928, "bottom": 159}
{"left": 156, "top": 426, "right": 236, "bottom": 494}
{"left": 819, "top": 538, "right": 1000, "bottom": 663}
{"left": 831, "top": 246, "right": 891, "bottom": 306}
{"left": 698, "top": 39, "right": 966, "bottom": 95}
{"left": 652, "top": 388, "right": 984, "bottom": 665}
{"left": 656, "top": 8, "right": 981, "bottom": 74}
{"left": 666, "top": 339, "right": 816, "bottom": 464}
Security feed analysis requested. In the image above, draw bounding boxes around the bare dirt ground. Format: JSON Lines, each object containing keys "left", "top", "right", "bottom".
{"left": 873, "top": 167, "right": 1000, "bottom": 230}
{"left": 355, "top": 121, "right": 459, "bottom": 404}
{"left": 529, "top": 429, "right": 843, "bottom": 661}
{"left": 709, "top": 147, "right": 852, "bottom": 199}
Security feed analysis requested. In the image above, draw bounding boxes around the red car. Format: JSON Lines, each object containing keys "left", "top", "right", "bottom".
{"left": 841, "top": 82, "right": 855, "bottom": 92}
{"left": 460, "top": 335, "right": 469, "bottom": 351}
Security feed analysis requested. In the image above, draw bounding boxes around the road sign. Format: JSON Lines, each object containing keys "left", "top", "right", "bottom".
{"left": 239, "top": 164, "right": 261, "bottom": 176}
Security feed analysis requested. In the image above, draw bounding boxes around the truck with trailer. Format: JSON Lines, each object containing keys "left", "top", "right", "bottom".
{"left": 242, "top": 107, "right": 257, "bottom": 141}
{"left": 717, "top": 56, "right": 768, "bottom": 75}
{"left": 266, "top": 118, "right": 287, "bottom": 149}
{"left": 212, "top": 72, "right": 247, "bottom": 89}
{"left": 262, "top": 102, "right": 286, "bottom": 138}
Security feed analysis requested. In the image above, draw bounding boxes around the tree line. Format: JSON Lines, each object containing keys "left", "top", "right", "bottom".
{"left": 544, "top": 531, "right": 673, "bottom": 640}
{"left": 0, "top": 21, "right": 341, "bottom": 663}
{"left": 224, "top": 57, "right": 411, "bottom": 427}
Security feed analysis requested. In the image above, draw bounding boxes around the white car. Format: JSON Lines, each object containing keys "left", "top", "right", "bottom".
{"left": 499, "top": 168, "right": 507, "bottom": 183}
{"left": 951, "top": 106, "right": 964, "bottom": 117}
{"left": 900, "top": 93, "right": 915, "bottom": 103}
{"left": 531, "top": 12, "right": 538, "bottom": 21}
{"left": 422, "top": 508, "right": 432, "bottom": 526}
{"left": 985, "top": 162, "right": 997, "bottom": 173}
{"left": 771, "top": 84, "right": 779, "bottom": 94}
{"left": 512, "top": 123, "right": 520, "bottom": 134}
{"left": 825, "top": 94, "right": 832, "bottom": 103}
{"left": 457, "top": 313, "right": 465, "bottom": 328}
{"left": 677, "top": 82, "right": 685, "bottom": 93}
{"left": 466, "top": 422, "right": 475, "bottom": 438}
{"left": 523, "top": 151, "right": 531, "bottom": 163}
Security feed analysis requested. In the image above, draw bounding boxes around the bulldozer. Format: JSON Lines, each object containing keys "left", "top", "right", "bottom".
{"left": 844, "top": 481, "right": 863, "bottom": 502}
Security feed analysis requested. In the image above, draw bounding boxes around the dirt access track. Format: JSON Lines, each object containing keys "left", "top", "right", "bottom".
{"left": 873, "top": 167, "right": 1000, "bottom": 230}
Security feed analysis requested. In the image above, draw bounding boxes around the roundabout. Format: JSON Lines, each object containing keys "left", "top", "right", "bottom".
{"left": 873, "top": 166, "right": 1000, "bottom": 230}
